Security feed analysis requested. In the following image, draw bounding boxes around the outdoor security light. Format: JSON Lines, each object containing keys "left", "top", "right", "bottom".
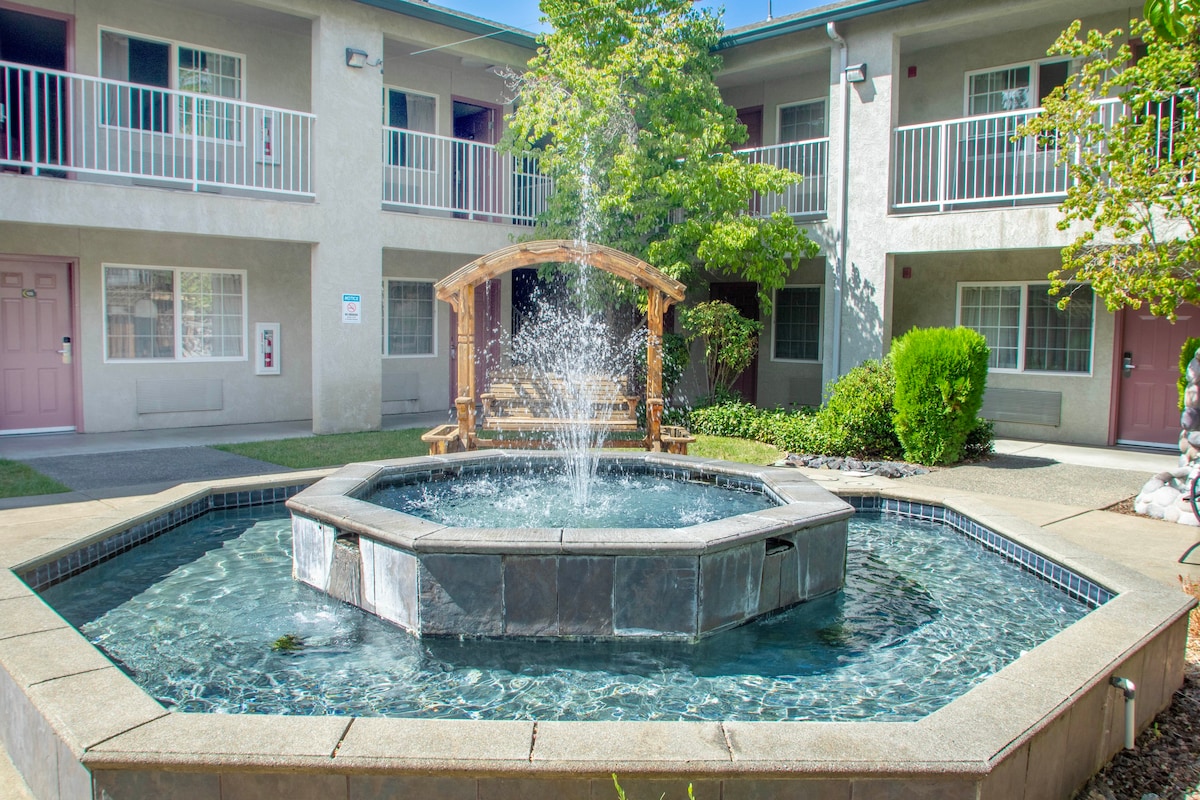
{"left": 845, "top": 63, "right": 868, "bottom": 83}
{"left": 345, "top": 48, "right": 380, "bottom": 69}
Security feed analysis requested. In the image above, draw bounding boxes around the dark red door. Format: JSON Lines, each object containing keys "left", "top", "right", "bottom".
{"left": 1116, "top": 305, "right": 1200, "bottom": 446}
{"left": 709, "top": 282, "right": 759, "bottom": 404}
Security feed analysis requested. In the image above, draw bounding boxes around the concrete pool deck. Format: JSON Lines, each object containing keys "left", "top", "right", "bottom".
{"left": 0, "top": 425, "right": 1196, "bottom": 800}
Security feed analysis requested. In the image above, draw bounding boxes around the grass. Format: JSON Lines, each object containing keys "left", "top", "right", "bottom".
{"left": 0, "top": 459, "right": 71, "bottom": 498}
{"left": 688, "top": 434, "right": 781, "bottom": 465}
{"left": 212, "top": 429, "right": 779, "bottom": 471}
{"left": 212, "top": 428, "right": 429, "bottom": 469}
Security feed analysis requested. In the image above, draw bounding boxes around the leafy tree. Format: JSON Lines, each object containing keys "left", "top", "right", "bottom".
{"left": 1144, "top": 0, "right": 1199, "bottom": 41}
{"left": 1019, "top": 15, "right": 1200, "bottom": 319}
{"left": 501, "top": 0, "right": 819, "bottom": 309}
{"left": 679, "top": 300, "right": 762, "bottom": 398}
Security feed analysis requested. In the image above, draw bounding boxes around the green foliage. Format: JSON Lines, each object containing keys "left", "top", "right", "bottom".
{"left": 0, "top": 459, "right": 71, "bottom": 498}
{"left": 271, "top": 633, "right": 304, "bottom": 652}
{"left": 679, "top": 301, "right": 763, "bottom": 397}
{"left": 814, "top": 358, "right": 903, "bottom": 460}
{"left": 1144, "top": 0, "right": 1199, "bottom": 41}
{"left": 890, "top": 327, "right": 990, "bottom": 465}
{"left": 612, "top": 774, "right": 695, "bottom": 800}
{"left": 687, "top": 400, "right": 762, "bottom": 439}
{"left": 501, "top": 0, "right": 818, "bottom": 308}
{"left": 963, "top": 417, "right": 996, "bottom": 461}
{"left": 213, "top": 429, "right": 428, "bottom": 469}
{"left": 1181, "top": 337, "right": 1200, "bottom": 409}
{"left": 1018, "top": 17, "right": 1200, "bottom": 320}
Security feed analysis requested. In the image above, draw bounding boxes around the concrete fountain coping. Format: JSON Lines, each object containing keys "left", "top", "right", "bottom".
{"left": 0, "top": 459, "right": 1193, "bottom": 800}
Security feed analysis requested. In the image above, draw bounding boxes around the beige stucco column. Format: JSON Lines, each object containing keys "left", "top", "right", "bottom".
{"left": 309, "top": 10, "right": 385, "bottom": 433}
{"left": 826, "top": 24, "right": 899, "bottom": 379}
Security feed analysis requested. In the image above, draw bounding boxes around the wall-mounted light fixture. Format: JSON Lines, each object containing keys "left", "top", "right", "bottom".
{"left": 844, "top": 63, "right": 868, "bottom": 83}
{"left": 345, "top": 48, "right": 382, "bottom": 69}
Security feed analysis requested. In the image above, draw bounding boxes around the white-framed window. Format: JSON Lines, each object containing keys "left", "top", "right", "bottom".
{"left": 964, "top": 58, "right": 1071, "bottom": 115}
{"left": 384, "top": 87, "right": 437, "bottom": 169}
{"left": 773, "top": 285, "right": 822, "bottom": 362}
{"left": 957, "top": 282, "right": 1094, "bottom": 374}
{"left": 104, "top": 265, "right": 247, "bottom": 361}
{"left": 99, "top": 29, "right": 245, "bottom": 139}
{"left": 778, "top": 99, "right": 826, "bottom": 143}
{"left": 383, "top": 279, "right": 436, "bottom": 357}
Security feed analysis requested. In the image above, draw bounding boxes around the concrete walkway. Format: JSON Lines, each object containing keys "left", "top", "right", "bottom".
{"left": 0, "top": 423, "right": 1194, "bottom": 800}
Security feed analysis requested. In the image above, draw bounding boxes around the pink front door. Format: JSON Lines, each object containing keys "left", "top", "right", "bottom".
{"left": 1115, "top": 305, "right": 1200, "bottom": 447}
{"left": 0, "top": 262, "right": 75, "bottom": 432}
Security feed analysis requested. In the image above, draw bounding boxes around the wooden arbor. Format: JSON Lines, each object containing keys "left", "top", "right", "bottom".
{"left": 422, "top": 239, "right": 689, "bottom": 455}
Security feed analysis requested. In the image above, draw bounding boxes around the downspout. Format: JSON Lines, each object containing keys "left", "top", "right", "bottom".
{"left": 1110, "top": 676, "right": 1137, "bottom": 750}
{"left": 825, "top": 21, "right": 849, "bottom": 378}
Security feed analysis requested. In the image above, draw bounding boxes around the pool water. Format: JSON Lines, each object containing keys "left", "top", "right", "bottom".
{"left": 366, "top": 468, "right": 778, "bottom": 528}
{"left": 40, "top": 504, "right": 1089, "bottom": 722}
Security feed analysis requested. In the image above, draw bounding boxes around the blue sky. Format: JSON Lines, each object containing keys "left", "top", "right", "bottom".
{"left": 432, "top": 0, "right": 833, "bottom": 33}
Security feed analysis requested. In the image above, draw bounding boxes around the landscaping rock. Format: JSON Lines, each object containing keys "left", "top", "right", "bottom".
{"left": 785, "top": 453, "right": 929, "bottom": 478}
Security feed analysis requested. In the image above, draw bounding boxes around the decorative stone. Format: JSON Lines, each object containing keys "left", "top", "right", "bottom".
{"left": 1188, "top": 355, "right": 1200, "bottom": 384}
{"left": 1188, "top": 430, "right": 1200, "bottom": 448}
{"left": 1186, "top": 384, "right": 1200, "bottom": 410}
{"left": 1183, "top": 406, "right": 1200, "bottom": 430}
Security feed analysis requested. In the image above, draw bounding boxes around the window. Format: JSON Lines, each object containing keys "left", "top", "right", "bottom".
{"left": 383, "top": 280, "right": 435, "bottom": 356}
{"left": 773, "top": 286, "right": 821, "bottom": 361}
{"left": 779, "top": 100, "right": 826, "bottom": 143}
{"left": 100, "top": 30, "right": 244, "bottom": 139}
{"left": 957, "top": 282, "right": 1093, "bottom": 373}
{"left": 104, "top": 265, "right": 246, "bottom": 361}
{"left": 385, "top": 88, "right": 436, "bottom": 168}
{"left": 965, "top": 60, "right": 1070, "bottom": 115}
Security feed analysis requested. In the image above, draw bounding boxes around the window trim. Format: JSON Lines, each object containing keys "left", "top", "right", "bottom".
{"left": 382, "top": 85, "right": 439, "bottom": 133}
{"left": 955, "top": 280, "right": 1095, "bottom": 377}
{"left": 962, "top": 57, "right": 1072, "bottom": 116}
{"left": 102, "top": 263, "right": 248, "bottom": 363}
{"left": 770, "top": 284, "right": 823, "bottom": 364}
{"left": 97, "top": 27, "right": 247, "bottom": 140}
{"left": 776, "top": 98, "right": 828, "bottom": 144}
{"left": 382, "top": 278, "right": 438, "bottom": 359}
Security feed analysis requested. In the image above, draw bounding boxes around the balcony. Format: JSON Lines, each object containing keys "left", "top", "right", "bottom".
{"left": 382, "top": 127, "right": 550, "bottom": 224}
{"left": 892, "top": 100, "right": 1123, "bottom": 212}
{"left": 738, "top": 138, "right": 828, "bottom": 219}
{"left": 0, "top": 61, "right": 315, "bottom": 198}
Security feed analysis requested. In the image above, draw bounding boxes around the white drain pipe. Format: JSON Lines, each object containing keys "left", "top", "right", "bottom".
{"left": 1110, "top": 676, "right": 1137, "bottom": 750}
{"left": 825, "top": 21, "right": 849, "bottom": 379}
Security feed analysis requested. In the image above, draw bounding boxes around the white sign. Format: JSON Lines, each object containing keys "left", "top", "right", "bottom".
{"left": 342, "top": 293, "right": 361, "bottom": 324}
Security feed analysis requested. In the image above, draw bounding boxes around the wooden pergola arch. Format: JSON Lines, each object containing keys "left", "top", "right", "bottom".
{"left": 427, "top": 239, "right": 688, "bottom": 454}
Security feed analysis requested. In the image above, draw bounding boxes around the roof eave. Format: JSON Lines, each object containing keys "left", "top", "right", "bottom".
{"left": 716, "top": 0, "right": 930, "bottom": 49}
{"left": 351, "top": 0, "right": 539, "bottom": 50}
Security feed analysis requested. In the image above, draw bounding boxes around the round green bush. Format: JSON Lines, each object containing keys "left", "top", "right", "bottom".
{"left": 890, "top": 327, "right": 990, "bottom": 465}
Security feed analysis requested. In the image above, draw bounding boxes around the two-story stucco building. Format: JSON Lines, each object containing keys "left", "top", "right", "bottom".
{"left": 1, "top": 0, "right": 1195, "bottom": 449}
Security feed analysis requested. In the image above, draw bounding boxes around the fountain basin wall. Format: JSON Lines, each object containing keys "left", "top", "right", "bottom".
{"left": 286, "top": 452, "right": 854, "bottom": 641}
{"left": 0, "top": 465, "right": 1194, "bottom": 800}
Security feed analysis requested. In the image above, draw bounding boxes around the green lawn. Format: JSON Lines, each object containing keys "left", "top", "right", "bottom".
{"left": 212, "top": 428, "right": 429, "bottom": 469}
{"left": 214, "top": 429, "right": 779, "bottom": 470}
{"left": 0, "top": 460, "right": 71, "bottom": 499}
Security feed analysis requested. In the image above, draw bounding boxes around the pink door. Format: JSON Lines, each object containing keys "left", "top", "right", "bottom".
{"left": 1, "top": 262, "right": 75, "bottom": 432}
{"left": 1116, "top": 305, "right": 1200, "bottom": 446}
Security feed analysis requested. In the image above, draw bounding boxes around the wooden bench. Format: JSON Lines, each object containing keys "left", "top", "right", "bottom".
{"left": 480, "top": 370, "right": 639, "bottom": 432}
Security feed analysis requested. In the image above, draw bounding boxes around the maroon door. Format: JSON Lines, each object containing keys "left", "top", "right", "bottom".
{"left": 1115, "top": 305, "right": 1200, "bottom": 446}
{"left": 709, "top": 281, "right": 759, "bottom": 404}
{"left": 448, "top": 279, "right": 502, "bottom": 405}
{"left": 736, "top": 106, "right": 763, "bottom": 149}
{"left": 0, "top": 262, "right": 75, "bottom": 432}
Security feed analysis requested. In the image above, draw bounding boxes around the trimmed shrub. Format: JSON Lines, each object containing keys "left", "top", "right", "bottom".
{"left": 812, "top": 358, "right": 902, "bottom": 460}
{"left": 1181, "top": 337, "right": 1200, "bottom": 410}
{"left": 687, "top": 401, "right": 762, "bottom": 439}
{"left": 962, "top": 417, "right": 996, "bottom": 460}
{"left": 890, "top": 327, "right": 990, "bottom": 465}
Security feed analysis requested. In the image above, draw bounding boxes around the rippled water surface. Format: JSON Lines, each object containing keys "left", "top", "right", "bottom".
{"left": 41, "top": 504, "right": 1089, "bottom": 721}
{"left": 367, "top": 469, "right": 777, "bottom": 528}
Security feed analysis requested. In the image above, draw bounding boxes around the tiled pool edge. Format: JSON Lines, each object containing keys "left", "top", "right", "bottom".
{"left": 0, "top": 470, "right": 1193, "bottom": 800}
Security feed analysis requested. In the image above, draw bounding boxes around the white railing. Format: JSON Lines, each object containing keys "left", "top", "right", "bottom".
{"left": 381, "top": 127, "right": 550, "bottom": 224}
{"left": 0, "top": 61, "right": 314, "bottom": 197}
{"left": 738, "top": 138, "right": 829, "bottom": 218}
{"left": 892, "top": 99, "right": 1124, "bottom": 211}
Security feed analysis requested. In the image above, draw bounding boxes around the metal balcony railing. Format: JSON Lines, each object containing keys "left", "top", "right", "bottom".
{"left": 0, "top": 61, "right": 315, "bottom": 197}
{"left": 737, "top": 138, "right": 829, "bottom": 218}
{"left": 892, "top": 99, "right": 1125, "bottom": 211}
{"left": 381, "top": 127, "right": 550, "bottom": 224}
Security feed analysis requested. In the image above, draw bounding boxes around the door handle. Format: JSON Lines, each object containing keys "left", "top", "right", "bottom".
{"left": 1122, "top": 352, "right": 1135, "bottom": 376}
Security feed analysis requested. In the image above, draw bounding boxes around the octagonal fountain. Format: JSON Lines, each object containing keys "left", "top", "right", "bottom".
{"left": 287, "top": 452, "right": 852, "bottom": 641}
